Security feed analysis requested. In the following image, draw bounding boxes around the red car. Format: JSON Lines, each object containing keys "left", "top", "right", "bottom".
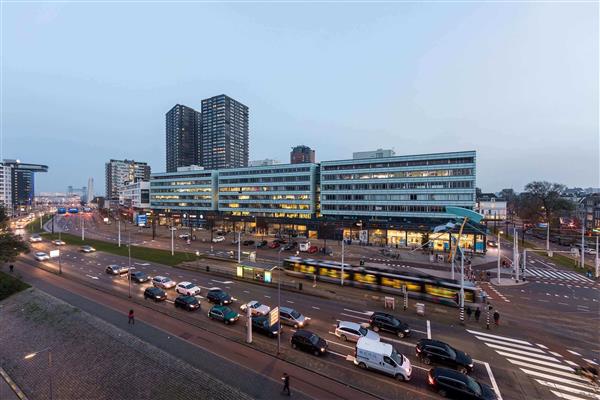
{"left": 307, "top": 245, "right": 318, "bottom": 254}
{"left": 269, "top": 241, "right": 281, "bottom": 249}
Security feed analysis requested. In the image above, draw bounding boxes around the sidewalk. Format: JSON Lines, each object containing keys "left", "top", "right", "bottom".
{"left": 0, "top": 368, "right": 24, "bottom": 400}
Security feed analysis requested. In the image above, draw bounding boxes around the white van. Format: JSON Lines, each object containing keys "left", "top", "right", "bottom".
{"left": 354, "top": 337, "right": 412, "bottom": 381}
{"left": 299, "top": 242, "right": 311, "bottom": 252}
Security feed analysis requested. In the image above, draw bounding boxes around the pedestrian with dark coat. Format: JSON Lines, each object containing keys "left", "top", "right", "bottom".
{"left": 466, "top": 306, "right": 472, "bottom": 320}
{"left": 474, "top": 307, "right": 481, "bottom": 322}
{"left": 493, "top": 310, "right": 500, "bottom": 326}
{"left": 128, "top": 309, "right": 135, "bottom": 325}
{"left": 9, "top": 264, "right": 14, "bottom": 273}
{"left": 281, "top": 372, "right": 290, "bottom": 396}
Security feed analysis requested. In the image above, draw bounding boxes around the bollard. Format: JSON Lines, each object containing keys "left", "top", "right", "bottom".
{"left": 298, "top": 282, "right": 303, "bottom": 291}
{"left": 206, "top": 265, "right": 210, "bottom": 272}
{"left": 486, "top": 305, "right": 491, "bottom": 330}
{"left": 403, "top": 285, "right": 408, "bottom": 311}
{"left": 460, "top": 306, "right": 465, "bottom": 325}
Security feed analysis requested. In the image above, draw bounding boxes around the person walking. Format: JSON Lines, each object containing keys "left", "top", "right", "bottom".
{"left": 474, "top": 307, "right": 481, "bottom": 322}
{"left": 466, "top": 306, "right": 472, "bottom": 320}
{"left": 281, "top": 373, "right": 290, "bottom": 396}
{"left": 9, "top": 264, "right": 14, "bottom": 273}
{"left": 128, "top": 309, "right": 135, "bottom": 325}
{"left": 493, "top": 310, "right": 500, "bottom": 326}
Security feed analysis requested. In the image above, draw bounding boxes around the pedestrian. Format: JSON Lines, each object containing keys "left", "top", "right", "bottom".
{"left": 466, "top": 306, "right": 472, "bottom": 320}
{"left": 128, "top": 309, "right": 135, "bottom": 325}
{"left": 9, "top": 264, "right": 14, "bottom": 273}
{"left": 474, "top": 307, "right": 481, "bottom": 322}
{"left": 493, "top": 310, "right": 500, "bottom": 326}
{"left": 281, "top": 372, "right": 290, "bottom": 396}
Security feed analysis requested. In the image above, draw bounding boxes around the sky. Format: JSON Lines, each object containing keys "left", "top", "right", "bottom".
{"left": 1, "top": 1, "right": 598, "bottom": 195}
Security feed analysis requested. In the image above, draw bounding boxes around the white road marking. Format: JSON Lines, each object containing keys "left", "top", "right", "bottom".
{"left": 537, "top": 343, "right": 549, "bottom": 349}
{"left": 537, "top": 380, "right": 600, "bottom": 400}
{"left": 312, "top": 306, "right": 320, "bottom": 310}
{"left": 583, "top": 358, "right": 599, "bottom": 366}
{"left": 340, "top": 313, "right": 369, "bottom": 321}
{"left": 567, "top": 350, "right": 582, "bottom": 356}
{"left": 564, "top": 360, "right": 579, "bottom": 367}
{"left": 519, "top": 368, "right": 591, "bottom": 385}
{"left": 343, "top": 308, "right": 373, "bottom": 316}
{"left": 507, "top": 358, "right": 574, "bottom": 373}
{"left": 426, "top": 320, "right": 431, "bottom": 339}
{"left": 496, "top": 352, "right": 564, "bottom": 369}
{"left": 327, "top": 349, "right": 348, "bottom": 358}
{"left": 264, "top": 295, "right": 271, "bottom": 299}
{"left": 549, "top": 351, "right": 563, "bottom": 358}
{"left": 550, "top": 390, "right": 597, "bottom": 400}
{"left": 286, "top": 300, "right": 295, "bottom": 304}
{"left": 475, "top": 336, "right": 546, "bottom": 353}
{"left": 466, "top": 330, "right": 532, "bottom": 345}
{"left": 485, "top": 344, "right": 560, "bottom": 361}
{"left": 484, "top": 362, "right": 503, "bottom": 400}
{"left": 243, "top": 290, "right": 250, "bottom": 294}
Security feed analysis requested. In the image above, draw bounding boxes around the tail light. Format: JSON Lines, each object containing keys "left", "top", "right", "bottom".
{"left": 428, "top": 373, "right": 435, "bottom": 385}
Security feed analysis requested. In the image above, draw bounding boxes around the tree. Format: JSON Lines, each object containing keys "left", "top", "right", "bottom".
{"left": 516, "top": 181, "right": 575, "bottom": 225}
{"left": 0, "top": 205, "right": 29, "bottom": 264}
{"left": 499, "top": 188, "right": 518, "bottom": 217}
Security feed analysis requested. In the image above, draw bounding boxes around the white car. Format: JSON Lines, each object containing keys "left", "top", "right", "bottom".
{"left": 176, "top": 281, "right": 201, "bottom": 296}
{"left": 29, "top": 235, "right": 43, "bottom": 243}
{"left": 240, "top": 300, "right": 271, "bottom": 316}
{"left": 152, "top": 276, "right": 176, "bottom": 289}
{"left": 212, "top": 236, "right": 225, "bottom": 243}
{"left": 34, "top": 252, "right": 50, "bottom": 261}
{"left": 335, "top": 321, "right": 380, "bottom": 343}
{"left": 106, "top": 265, "right": 129, "bottom": 275}
{"left": 52, "top": 240, "right": 66, "bottom": 246}
{"left": 80, "top": 245, "right": 96, "bottom": 253}
{"left": 179, "top": 233, "right": 190, "bottom": 240}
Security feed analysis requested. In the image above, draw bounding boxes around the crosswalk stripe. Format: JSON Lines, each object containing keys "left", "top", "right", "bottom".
{"left": 496, "top": 352, "right": 567, "bottom": 369}
{"left": 485, "top": 344, "right": 562, "bottom": 361}
{"left": 467, "top": 330, "right": 531, "bottom": 345}
{"left": 508, "top": 359, "right": 575, "bottom": 375}
{"left": 519, "top": 368, "right": 593, "bottom": 387}
{"left": 564, "top": 360, "right": 579, "bottom": 367}
{"left": 537, "top": 380, "right": 600, "bottom": 400}
{"left": 550, "top": 390, "right": 596, "bottom": 400}
{"left": 475, "top": 336, "right": 546, "bottom": 353}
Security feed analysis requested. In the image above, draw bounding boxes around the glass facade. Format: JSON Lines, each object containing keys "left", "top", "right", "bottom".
{"left": 150, "top": 170, "right": 218, "bottom": 211}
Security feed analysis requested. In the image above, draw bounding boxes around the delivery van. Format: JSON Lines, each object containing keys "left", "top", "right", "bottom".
{"left": 354, "top": 337, "right": 412, "bottom": 381}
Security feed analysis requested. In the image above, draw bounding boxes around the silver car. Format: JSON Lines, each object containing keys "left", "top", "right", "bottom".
{"left": 152, "top": 276, "right": 176, "bottom": 289}
{"left": 279, "top": 307, "right": 309, "bottom": 328}
{"left": 335, "top": 321, "right": 380, "bottom": 343}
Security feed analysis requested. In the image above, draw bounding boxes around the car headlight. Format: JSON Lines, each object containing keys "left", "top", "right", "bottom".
{"left": 468, "top": 363, "right": 473, "bottom": 368}
{"left": 298, "top": 321, "right": 304, "bottom": 327}
{"left": 404, "top": 329, "right": 410, "bottom": 333}
{"left": 155, "top": 295, "right": 161, "bottom": 299}
{"left": 229, "top": 318, "right": 235, "bottom": 321}
{"left": 320, "top": 347, "right": 325, "bottom": 352}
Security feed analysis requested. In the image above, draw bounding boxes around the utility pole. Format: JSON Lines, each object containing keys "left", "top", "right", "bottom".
{"left": 237, "top": 232, "right": 241, "bottom": 264}
{"left": 546, "top": 222, "right": 550, "bottom": 251}
{"left": 497, "top": 231, "right": 501, "bottom": 283}
{"left": 118, "top": 219, "right": 121, "bottom": 247}
{"left": 171, "top": 227, "right": 174, "bottom": 256}
{"left": 246, "top": 304, "right": 252, "bottom": 343}
{"left": 515, "top": 230, "right": 520, "bottom": 282}
{"left": 128, "top": 231, "right": 132, "bottom": 299}
{"left": 81, "top": 216, "right": 85, "bottom": 241}
{"left": 341, "top": 239, "right": 345, "bottom": 286}
{"left": 581, "top": 223, "right": 585, "bottom": 269}
{"left": 459, "top": 248, "right": 465, "bottom": 324}
{"left": 595, "top": 235, "right": 599, "bottom": 279}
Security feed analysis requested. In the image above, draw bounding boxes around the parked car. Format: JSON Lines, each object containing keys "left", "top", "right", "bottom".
{"left": 212, "top": 236, "right": 225, "bottom": 243}
{"left": 279, "top": 307, "right": 309, "bottom": 328}
{"left": 80, "top": 245, "right": 96, "bottom": 253}
{"left": 334, "top": 321, "right": 380, "bottom": 342}
{"left": 268, "top": 241, "right": 281, "bottom": 249}
{"left": 355, "top": 337, "right": 412, "bottom": 381}
{"left": 251, "top": 316, "right": 281, "bottom": 338}
{"left": 29, "top": 234, "right": 42, "bottom": 243}
{"left": 152, "top": 276, "right": 177, "bottom": 290}
{"left": 34, "top": 251, "right": 50, "bottom": 261}
{"left": 178, "top": 233, "right": 190, "bottom": 240}
{"left": 176, "top": 281, "right": 201, "bottom": 296}
{"left": 206, "top": 288, "right": 233, "bottom": 305}
{"left": 242, "top": 240, "right": 255, "bottom": 246}
{"left": 416, "top": 339, "right": 474, "bottom": 374}
{"left": 52, "top": 239, "right": 66, "bottom": 246}
{"left": 283, "top": 242, "right": 298, "bottom": 251}
{"left": 207, "top": 305, "right": 239, "bottom": 324}
{"left": 105, "top": 265, "right": 129, "bottom": 275}
{"left": 174, "top": 295, "right": 201, "bottom": 311}
{"left": 427, "top": 367, "right": 497, "bottom": 399}
{"left": 144, "top": 287, "right": 167, "bottom": 301}
{"left": 256, "top": 240, "right": 268, "bottom": 248}
{"left": 131, "top": 271, "right": 150, "bottom": 283}
{"left": 299, "top": 242, "right": 311, "bottom": 252}
{"left": 240, "top": 300, "right": 271, "bottom": 316}
{"left": 369, "top": 312, "right": 411, "bottom": 338}
{"left": 291, "top": 330, "right": 327, "bottom": 356}
{"left": 307, "top": 245, "right": 318, "bottom": 254}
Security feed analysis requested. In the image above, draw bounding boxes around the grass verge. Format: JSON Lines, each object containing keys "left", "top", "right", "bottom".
{"left": 0, "top": 270, "right": 30, "bottom": 301}
{"left": 41, "top": 232, "right": 196, "bottom": 266}
{"left": 505, "top": 233, "right": 587, "bottom": 273}
{"left": 25, "top": 214, "right": 53, "bottom": 234}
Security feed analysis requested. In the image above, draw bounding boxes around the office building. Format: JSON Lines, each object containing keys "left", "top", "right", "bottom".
{"left": 87, "top": 177, "right": 94, "bottom": 204}
{"left": 353, "top": 148, "right": 395, "bottom": 159}
{"left": 290, "top": 145, "right": 315, "bottom": 164}
{"left": 119, "top": 181, "right": 150, "bottom": 209}
{"left": 105, "top": 159, "right": 151, "bottom": 200}
{"left": 249, "top": 159, "right": 280, "bottom": 167}
{"left": 0, "top": 165, "right": 12, "bottom": 213}
{"left": 201, "top": 95, "right": 249, "bottom": 169}
{"left": 2, "top": 160, "right": 48, "bottom": 211}
{"left": 166, "top": 104, "right": 202, "bottom": 172}
{"left": 476, "top": 194, "right": 507, "bottom": 221}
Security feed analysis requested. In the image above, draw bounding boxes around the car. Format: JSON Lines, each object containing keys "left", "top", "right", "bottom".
{"left": 29, "top": 234, "right": 43, "bottom": 243}
{"left": 176, "top": 281, "right": 201, "bottom": 296}
{"left": 291, "top": 330, "right": 327, "bottom": 356}
{"left": 416, "top": 339, "right": 474, "bottom": 374}
{"left": 369, "top": 312, "right": 411, "bottom": 338}
{"left": 240, "top": 300, "right": 271, "bottom": 316}
{"left": 174, "top": 295, "right": 201, "bottom": 311}
{"left": 80, "top": 245, "right": 96, "bottom": 253}
{"left": 268, "top": 241, "right": 281, "bottom": 249}
{"left": 144, "top": 287, "right": 167, "bottom": 301}
{"left": 34, "top": 251, "right": 50, "bottom": 261}
{"left": 283, "top": 242, "right": 298, "bottom": 251}
{"left": 307, "top": 245, "right": 318, "bottom": 254}
{"left": 131, "top": 271, "right": 150, "bottom": 283}
{"left": 334, "top": 321, "right": 380, "bottom": 342}
{"left": 206, "top": 288, "right": 233, "bottom": 305}
{"left": 212, "top": 236, "right": 225, "bottom": 243}
{"left": 279, "top": 307, "right": 309, "bottom": 328}
{"left": 152, "top": 276, "right": 177, "bottom": 290}
{"left": 355, "top": 337, "right": 412, "bottom": 381}
{"left": 427, "top": 367, "right": 497, "bottom": 399}
{"left": 178, "top": 233, "right": 190, "bottom": 240}
{"left": 251, "top": 316, "right": 281, "bottom": 338}
{"left": 256, "top": 240, "right": 268, "bottom": 248}
{"left": 208, "top": 305, "right": 239, "bottom": 324}
{"left": 242, "top": 239, "right": 255, "bottom": 246}
{"left": 52, "top": 240, "right": 66, "bottom": 246}
{"left": 105, "top": 265, "right": 129, "bottom": 275}
{"left": 486, "top": 240, "right": 498, "bottom": 248}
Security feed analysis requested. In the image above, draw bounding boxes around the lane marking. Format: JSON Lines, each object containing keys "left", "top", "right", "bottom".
{"left": 485, "top": 344, "right": 560, "bottom": 361}
{"left": 567, "top": 350, "right": 582, "bottom": 356}
{"left": 519, "top": 368, "right": 591, "bottom": 385}
{"left": 549, "top": 351, "right": 563, "bottom": 358}
{"left": 466, "top": 330, "right": 532, "bottom": 345}
{"left": 550, "top": 390, "right": 598, "bottom": 400}
{"left": 583, "top": 358, "right": 599, "bottom": 366}
{"left": 426, "top": 320, "right": 431, "bottom": 339}
{"left": 343, "top": 308, "right": 373, "bottom": 316}
{"left": 538, "top": 380, "right": 600, "bottom": 399}
{"left": 340, "top": 313, "right": 369, "bottom": 321}
{"left": 475, "top": 336, "right": 546, "bottom": 353}
{"left": 484, "top": 361, "right": 503, "bottom": 400}
{"left": 495, "top": 352, "right": 565, "bottom": 369}
{"left": 506, "top": 358, "right": 574, "bottom": 373}
{"left": 564, "top": 360, "right": 579, "bottom": 367}
{"left": 312, "top": 306, "right": 320, "bottom": 310}
{"left": 537, "top": 343, "right": 549, "bottom": 349}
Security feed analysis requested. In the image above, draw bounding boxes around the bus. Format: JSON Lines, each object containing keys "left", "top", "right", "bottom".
{"left": 67, "top": 207, "right": 79, "bottom": 214}
{"left": 57, "top": 207, "right": 67, "bottom": 214}
{"left": 282, "top": 257, "right": 484, "bottom": 306}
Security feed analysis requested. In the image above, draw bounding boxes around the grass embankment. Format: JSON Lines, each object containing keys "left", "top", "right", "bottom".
{"left": 25, "top": 214, "right": 53, "bottom": 234}
{"left": 42, "top": 232, "right": 196, "bottom": 266}
{"left": 0, "top": 271, "right": 30, "bottom": 301}
{"left": 504, "top": 233, "right": 584, "bottom": 273}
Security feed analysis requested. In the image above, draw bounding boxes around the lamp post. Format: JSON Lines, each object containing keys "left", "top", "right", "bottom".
{"left": 128, "top": 231, "right": 132, "bottom": 298}
{"left": 268, "top": 265, "right": 283, "bottom": 355}
{"left": 24, "top": 347, "right": 53, "bottom": 400}
{"left": 237, "top": 231, "right": 242, "bottom": 264}
{"left": 341, "top": 238, "right": 345, "bottom": 286}
{"left": 171, "top": 225, "right": 174, "bottom": 256}
{"left": 118, "top": 219, "right": 121, "bottom": 247}
{"left": 497, "top": 230, "right": 502, "bottom": 283}
{"left": 81, "top": 215, "right": 85, "bottom": 241}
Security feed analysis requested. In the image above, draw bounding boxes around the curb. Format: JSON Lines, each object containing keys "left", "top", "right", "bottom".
{"left": 0, "top": 367, "right": 28, "bottom": 400}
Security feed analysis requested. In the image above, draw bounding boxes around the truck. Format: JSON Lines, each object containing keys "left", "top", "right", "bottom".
{"left": 354, "top": 337, "right": 412, "bottom": 381}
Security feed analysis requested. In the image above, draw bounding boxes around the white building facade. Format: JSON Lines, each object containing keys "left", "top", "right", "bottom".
{"left": 119, "top": 181, "right": 150, "bottom": 209}
{"left": 0, "top": 165, "right": 12, "bottom": 214}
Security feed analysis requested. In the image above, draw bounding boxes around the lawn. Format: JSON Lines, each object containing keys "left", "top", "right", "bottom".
{"left": 505, "top": 233, "right": 586, "bottom": 273}
{"left": 0, "top": 270, "right": 30, "bottom": 301}
{"left": 25, "top": 214, "right": 53, "bottom": 234}
{"left": 41, "top": 232, "right": 197, "bottom": 266}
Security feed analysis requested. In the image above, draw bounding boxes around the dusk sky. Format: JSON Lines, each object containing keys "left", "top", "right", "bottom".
{"left": 1, "top": 2, "right": 597, "bottom": 195}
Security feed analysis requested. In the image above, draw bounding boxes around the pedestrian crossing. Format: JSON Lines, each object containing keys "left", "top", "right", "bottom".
{"left": 526, "top": 269, "right": 595, "bottom": 283}
{"left": 467, "top": 330, "right": 600, "bottom": 400}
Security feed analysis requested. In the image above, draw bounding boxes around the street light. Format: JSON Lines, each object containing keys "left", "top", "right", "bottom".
{"left": 268, "top": 264, "right": 283, "bottom": 355}
{"left": 24, "top": 347, "right": 53, "bottom": 400}
{"left": 496, "top": 230, "right": 503, "bottom": 284}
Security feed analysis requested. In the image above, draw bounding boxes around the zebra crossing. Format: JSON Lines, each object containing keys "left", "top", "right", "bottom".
{"left": 467, "top": 330, "right": 600, "bottom": 400}
{"left": 525, "top": 269, "right": 595, "bottom": 283}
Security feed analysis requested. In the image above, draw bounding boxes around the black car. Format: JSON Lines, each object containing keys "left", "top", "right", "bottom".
{"left": 242, "top": 240, "right": 255, "bottom": 246}
{"left": 174, "top": 295, "right": 201, "bottom": 311}
{"left": 206, "top": 288, "right": 233, "bottom": 305}
{"left": 251, "top": 316, "right": 281, "bottom": 338}
{"left": 416, "top": 339, "right": 474, "bottom": 374}
{"left": 283, "top": 242, "right": 297, "bottom": 251}
{"left": 291, "top": 330, "right": 327, "bottom": 356}
{"left": 369, "top": 312, "right": 411, "bottom": 338}
{"left": 144, "top": 287, "right": 167, "bottom": 302}
{"left": 131, "top": 271, "right": 150, "bottom": 283}
{"left": 427, "top": 367, "right": 497, "bottom": 399}
{"left": 256, "top": 240, "right": 268, "bottom": 248}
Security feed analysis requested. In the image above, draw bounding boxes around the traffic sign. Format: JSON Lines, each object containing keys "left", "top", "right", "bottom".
{"left": 269, "top": 307, "right": 279, "bottom": 327}
{"left": 49, "top": 250, "right": 60, "bottom": 258}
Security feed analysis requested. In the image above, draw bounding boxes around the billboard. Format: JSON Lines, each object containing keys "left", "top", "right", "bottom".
{"left": 136, "top": 214, "right": 147, "bottom": 226}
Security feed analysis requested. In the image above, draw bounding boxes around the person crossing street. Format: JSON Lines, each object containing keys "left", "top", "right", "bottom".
{"left": 474, "top": 307, "right": 481, "bottom": 322}
{"left": 281, "top": 372, "right": 290, "bottom": 396}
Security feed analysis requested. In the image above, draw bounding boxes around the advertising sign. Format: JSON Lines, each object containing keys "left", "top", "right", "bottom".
{"left": 269, "top": 307, "right": 279, "bottom": 327}
{"left": 136, "top": 214, "right": 147, "bottom": 226}
{"left": 49, "top": 250, "right": 60, "bottom": 258}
